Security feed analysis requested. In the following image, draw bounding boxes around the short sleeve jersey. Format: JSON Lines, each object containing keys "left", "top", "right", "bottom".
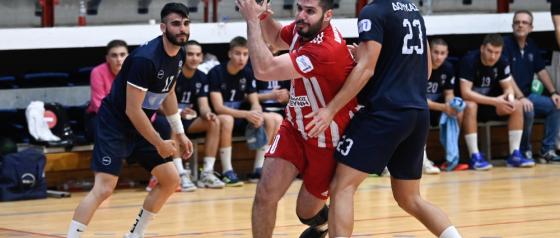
{"left": 502, "top": 36, "right": 546, "bottom": 96}
{"left": 207, "top": 62, "right": 256, "bottom": 109}
{"left": 427, "top": 61, "right": 455, "bottom": 102}
{"left": 101, "top": 35, "right": 185, "bottom": 131}
{"left": 356, "top": 0, "right": 429, "bottom": 111}
{"left": 459, "top": 50, "right": 511, "bottom": 96}
{"left": 279, "top": 21, "right": 357, "bottom": 149}
{"left": 175, "top": 69, "right": 209, "bottom": 112}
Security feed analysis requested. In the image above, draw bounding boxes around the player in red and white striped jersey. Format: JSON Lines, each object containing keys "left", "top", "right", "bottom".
{"left": 237, "top": 0, "right": 357, "bottom": 237}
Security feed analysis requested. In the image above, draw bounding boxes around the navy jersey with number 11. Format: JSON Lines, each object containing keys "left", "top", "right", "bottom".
{"left": 100, "top": 35, "right": 185, "bottom": 132}
{"left": 357, "top": 0, "right": 428, "bottom": 111}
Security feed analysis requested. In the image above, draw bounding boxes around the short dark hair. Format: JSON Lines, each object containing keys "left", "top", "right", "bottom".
{"left": 229, "top": 36, "right": 247, "bottom": 50}
{"left": 513, "top": 10, "right": 533, "bottom": 24}
{"left": 160, "top": 2, "right": 189, "bottom": 22}
{"left": 319, "top": 0, "right": 334, "bottom": 11}
{"left": 106, "top": 39, "right": 127, "bottom": 55}
{"left": 430, "top": 38, "right": 448, "bottom": 48}
{"left": 186, "top": 40, "right": 201, "bottom": 48}
{"left": 482, "top": 34, "right": 504, "bottom": 47}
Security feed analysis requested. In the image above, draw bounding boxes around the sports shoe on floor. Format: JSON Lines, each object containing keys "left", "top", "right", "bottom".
{"left": 222, "top": 170, "right": 244, "bottom": 187}
{"left": 439, "top": 162, "right": 469, "bottom": 171}
{"left": 247, "top": 167, "right": 262, "bottom": 183}
{"left": 422, "top": 157, "right": 440, "bottom": 174}
{"left": 197, "top": 171, "right": 225, "bottom": 188}
{"left": 145, "top": 176, "right": 158, "bottom": 192}
{"left": 179, "top": 173, "right": 197, "bottom": 192}
{"left": 507, "top": 149, "right": 535, "bottom": 168}
{"left": 470, "top": 153, "right": 493, "bottom": 171}
{"left": 541, "top": 150, "right": 560, "bottom": 164}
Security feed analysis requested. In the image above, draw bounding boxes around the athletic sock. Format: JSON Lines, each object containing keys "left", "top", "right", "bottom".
{"left": 465, "top": 133, "right": 479, "bottom": 155}
{"left": 128, "top": 208, "right": 155, "bottom": 236}
{"left": 439, "top": 226, "right": 461, "bottom": 238}
{"left": 67, "top": 220, "right": 86, "bottom": 238}
{"left": 219, "top": 147, "right": 233, "bottom": 173}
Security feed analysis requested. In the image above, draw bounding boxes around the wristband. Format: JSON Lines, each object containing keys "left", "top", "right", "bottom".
{"left": 551, "top": 91, "right": 558, "bottom": 96}
{"left": 166, "top": 112, "right": 185, "bottom": 134}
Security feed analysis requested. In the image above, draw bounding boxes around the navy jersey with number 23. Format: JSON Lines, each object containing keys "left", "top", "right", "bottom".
{"left": 357, "top": 0, "right": 428, "bottom": 111}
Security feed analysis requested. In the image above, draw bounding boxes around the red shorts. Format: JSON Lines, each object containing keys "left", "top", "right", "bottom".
{"left": 265, "top": 121, "right": 336, "bottom": 200}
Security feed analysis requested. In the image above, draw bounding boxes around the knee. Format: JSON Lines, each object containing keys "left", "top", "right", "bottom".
{"left": 254, "top": 183, "right": 281, "bottom": 207}
{"left": 464, "top": 101, "right": 477, "bottom": 115}
{"left": 394, "top": 194, "right": 422, "bottom": 214}
{"left": 219, "top": 115, "right": 234, "bottom": 132}
{"left": 159, "top": 175, "right": 180, "bottom": 193}
{"left": 298, "top": 205, "right": 328, "bottom": 226}
{"left": 92, "top": 184, "right": 115, "bottom": 200}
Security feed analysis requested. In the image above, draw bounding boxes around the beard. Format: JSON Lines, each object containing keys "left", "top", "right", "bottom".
{"left": 295, "top": 15, "right": 324, "bottom": 39}
{"left": 165, "top": 30, "right": 189, "bottom": 46}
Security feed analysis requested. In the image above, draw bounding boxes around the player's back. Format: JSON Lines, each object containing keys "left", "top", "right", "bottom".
{"left": 358, "top": 0, "right": 428, "bottom": 111}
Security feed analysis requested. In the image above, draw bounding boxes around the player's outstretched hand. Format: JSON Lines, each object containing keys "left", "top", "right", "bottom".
{"left": 174, "top": 133, "right": 193, "bottom": 159}
{"left": 236, "top": 0, "right": 269, "bottom": 21}
{"left": 305, "top": 107, "right": 335, "bottom": 138}
{"left": 156, "top": 140, "right": 178, "bottom": 159}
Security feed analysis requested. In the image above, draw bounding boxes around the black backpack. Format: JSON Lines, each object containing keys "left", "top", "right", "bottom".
{"left": 0, "top": 149, "right": 47, "bottom": 201}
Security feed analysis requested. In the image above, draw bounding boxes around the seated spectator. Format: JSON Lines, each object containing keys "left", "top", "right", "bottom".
{"left": 85, "top": 39, "right": 128, "bottom": 141}
{"left": 208, "top": 36, "right": 282, "bottom": 185}
{"left": 502, "top": 10, "right": 560, "bottom": 163}
{"left": 460, "top": 34, "right": 533, "bottom": 170}
{"left": 255, "top": 45, "right": 290, "bottom": 114}
{"left": 424, "top": 38, "right": 467, "bottom": 173}
{"left": 148, "top": 40, "right": 232, "bottom": 192}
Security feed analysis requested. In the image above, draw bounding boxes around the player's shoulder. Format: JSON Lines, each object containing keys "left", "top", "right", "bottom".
{"left": 303, "top": 25, "right": 345, "bottom": 56}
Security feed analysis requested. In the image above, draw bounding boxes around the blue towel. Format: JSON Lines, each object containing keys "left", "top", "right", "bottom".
{"left": 439, "top": 97, "right": 465, "bottom": 171}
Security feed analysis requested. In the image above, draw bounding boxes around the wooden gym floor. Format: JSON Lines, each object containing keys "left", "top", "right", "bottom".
{"left": 0, "top": 165, "right": 559, "bottom": 237}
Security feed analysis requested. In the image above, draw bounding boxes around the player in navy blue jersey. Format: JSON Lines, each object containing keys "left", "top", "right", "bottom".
{"left": 424, "top": 38, "right": 467, "bottom": 172}
{"left": 67, "top": 3, "right": 193, "bottom": 238}
{"left": 148, "top": 40, "right": 230, "bottom": 192}
{"left": 502, "top": 10, "right": 560, "bottom": 163}
{"left": 305, "top": 0, "right": 461, "bottom": 237}
{"left": 460, "top": 34, "right": 533, "bottom": 170}
{"left": 208, "top": 36, "right": 282, "bottom": 186}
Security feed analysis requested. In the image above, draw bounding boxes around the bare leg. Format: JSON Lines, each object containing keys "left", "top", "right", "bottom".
{"left": 72, "top": 172, "right": 118, "bottom": 224}
{"left": 296, "top": 185, "right": 326, "bottom": 219}
{"left": 328, "top": 163, "right": 368, "bottom": 237}
{"left": 252, "top": 158, "right": 299, "bottom": 238}
{"left": 391, "top": 178, "right": 455, "bottom": 236}
{"left": 219, "top": 115, "right": 234, "bottom": 148}
{"left": 263, "top": 112, "right": 282, "bottom": 144}
{"left": 142, "top": 162, "right": 180, "bottom": 212}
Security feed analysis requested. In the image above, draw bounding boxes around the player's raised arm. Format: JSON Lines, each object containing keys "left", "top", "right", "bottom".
{"left": 237, "top": 0, "right": 301, "bottom": 81}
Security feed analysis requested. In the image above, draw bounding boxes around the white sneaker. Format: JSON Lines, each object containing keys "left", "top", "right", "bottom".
{"left": 124, "top": 233, "right": 143, "bottom": 238}
{"left": 197, "top": 171, "right": 225, "bottom": 188}
{"left": 423, "top": 157, "right": 441, "bottom": 174}
{"left": 179, "top": 173, "right": 197, "bottom": 192}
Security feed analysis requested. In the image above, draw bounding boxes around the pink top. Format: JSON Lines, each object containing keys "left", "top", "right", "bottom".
{"left": 87, "top": 63, "right": 116, "bottom": 113}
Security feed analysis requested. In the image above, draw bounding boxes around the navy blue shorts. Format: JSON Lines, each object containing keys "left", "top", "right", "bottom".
{"left": 91, "top": 109, "right": 171, "bottom": 176}
{"left": 334, "top": 109, "right": 429, "bottom": 179}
